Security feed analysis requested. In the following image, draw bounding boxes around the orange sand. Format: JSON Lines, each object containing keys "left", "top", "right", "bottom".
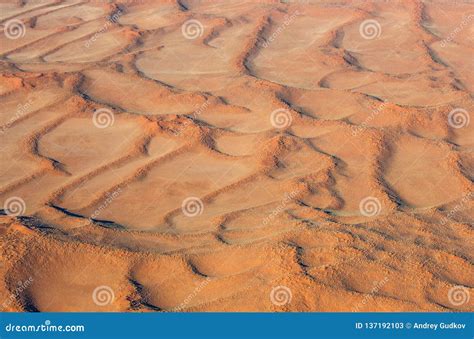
{"left": 0, "top": 0, "right": 473, "bottom": 312}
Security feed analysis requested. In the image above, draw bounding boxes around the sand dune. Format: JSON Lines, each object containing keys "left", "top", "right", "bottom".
{"left": 0, "top": 0, "right": 473, "bottom": 312}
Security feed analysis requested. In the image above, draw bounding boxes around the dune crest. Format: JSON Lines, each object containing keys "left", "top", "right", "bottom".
{"left": 0, "top": 0, "right": 473, "bottom": 312}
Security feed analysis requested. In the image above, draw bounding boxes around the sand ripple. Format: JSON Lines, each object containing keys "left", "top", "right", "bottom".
{"left": 0, "top": 0, "right": 472, "bottom": 312}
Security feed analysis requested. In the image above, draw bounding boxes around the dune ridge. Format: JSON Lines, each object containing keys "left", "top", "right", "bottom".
{"left": 0, "top": 0, "right": 473, "bottom": 312}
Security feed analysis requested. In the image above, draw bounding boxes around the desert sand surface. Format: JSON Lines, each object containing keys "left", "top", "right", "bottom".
{"left": 0, "top": 0, "right": 473, "bottom": 312}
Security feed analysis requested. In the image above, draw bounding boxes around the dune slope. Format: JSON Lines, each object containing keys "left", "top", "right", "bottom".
{"left": 0, "top": 0, "right": 473, "bottom": 312}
